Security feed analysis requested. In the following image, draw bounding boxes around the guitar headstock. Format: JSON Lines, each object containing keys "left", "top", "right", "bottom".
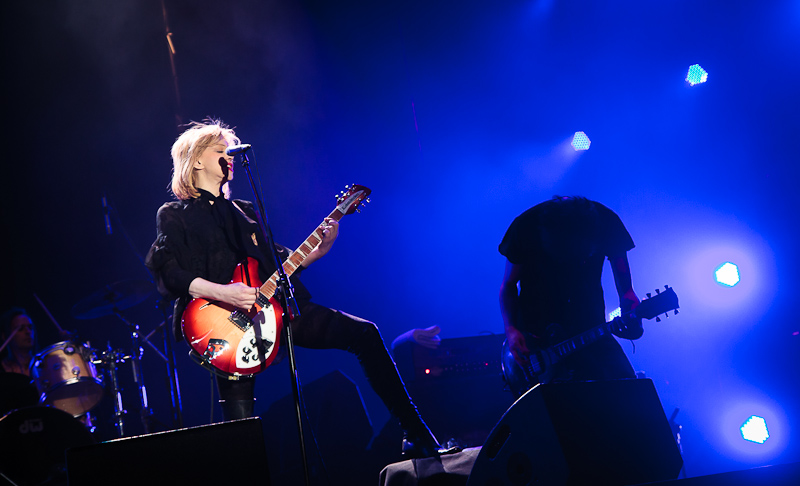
{"left": 635, "top": 285, "right": 680, "bottom": 322}
{"left": 336, "top": 184, "right": 371, "bottom": 215}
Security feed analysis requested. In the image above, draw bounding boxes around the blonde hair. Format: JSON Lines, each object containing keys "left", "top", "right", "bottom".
{"left": 170, "top": 119, "right": 240, "bottom": 200}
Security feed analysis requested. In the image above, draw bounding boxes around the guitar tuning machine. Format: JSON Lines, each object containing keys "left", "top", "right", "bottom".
{"left": 646, "top": 292, "right": 652, "bottom": 299}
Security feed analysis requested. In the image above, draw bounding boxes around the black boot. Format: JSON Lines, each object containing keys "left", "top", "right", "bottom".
{"left": 348, "top": 323, "right": 445, "bottom": 458}
{"left": 219, "top": 399, "right": 255, "bottom": 421}
{"left": 399, "top": 409, "right": 442, "bottom": 459}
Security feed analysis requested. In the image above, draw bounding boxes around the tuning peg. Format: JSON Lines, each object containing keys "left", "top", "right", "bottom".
{"left": 646, "top": 292, "right": 652, "bottom": 299}
{"left": 365, "top": 198, "right": 371, "bottom": 204}
{"left": 345, "top": 184, "right": 350, "bottom": 189}
{"left": 655, "top": 288, "right": 661, "bottom": 294}
{"left": 674, "top": 309, "right": 679, "bottom": 315}
{"left": 656, "top": 316, "right": 661, "bottom": 322}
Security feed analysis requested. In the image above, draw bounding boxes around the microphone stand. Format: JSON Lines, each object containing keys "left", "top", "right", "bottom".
{"left": 238, "top": 150, "right": 311, "bottom": 486}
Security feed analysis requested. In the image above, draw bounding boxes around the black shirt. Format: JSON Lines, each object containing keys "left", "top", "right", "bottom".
{"left": 145, "top": 189, "right": 311, "bottom": 339}
{"left": 498, "top": 198, "right": 634, "bottom": 341}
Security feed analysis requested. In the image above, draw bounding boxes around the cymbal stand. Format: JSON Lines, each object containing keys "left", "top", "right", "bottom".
{"left": 113, "top": 309, "right": 154, "bottom": 434}
{"left": 95, "top": 343, "right": 129, "bottom": 437}
{"left": 149, "top": 303, "right": 183, "bottom": 429}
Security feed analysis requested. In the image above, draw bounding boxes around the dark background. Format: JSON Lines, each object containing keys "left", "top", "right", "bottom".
{"left": 3, "top": 0, "right": 798, "bottom": 480}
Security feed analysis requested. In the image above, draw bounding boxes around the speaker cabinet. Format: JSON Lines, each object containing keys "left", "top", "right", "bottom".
{"left": 467, "top": 379, "right": 683, "bottom": 486}
{"left": 264, "top": 370, "right": 374, "bottom": 486}
{"left": 66, "top": 417, "right": 269, "bottom": 485}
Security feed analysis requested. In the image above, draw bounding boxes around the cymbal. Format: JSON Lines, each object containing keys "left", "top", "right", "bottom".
{"left": 71, "top": 279, "right": 154, "bottom": 320}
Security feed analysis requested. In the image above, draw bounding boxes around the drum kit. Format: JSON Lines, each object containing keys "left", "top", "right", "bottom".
{"left": 1, "top": 280, "right": 181, "bottom": 486}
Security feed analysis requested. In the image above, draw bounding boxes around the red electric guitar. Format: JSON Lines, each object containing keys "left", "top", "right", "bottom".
{"left": 181, "top": 184, "right": 371, "bottom": 377}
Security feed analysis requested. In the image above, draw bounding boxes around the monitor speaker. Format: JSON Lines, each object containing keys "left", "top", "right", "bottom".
{"left": 67, "top": 417, "right": 269, "bottom": 485}
{"left": 466, "top": 379, "right": 683, "bottom": 486}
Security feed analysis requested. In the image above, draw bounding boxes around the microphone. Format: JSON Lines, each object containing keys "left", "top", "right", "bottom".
{"left": 102, "top": 195, "right": 112, "bottom": 235}
{"left": 225, "top": 144, "right": 252, "bottom": 156}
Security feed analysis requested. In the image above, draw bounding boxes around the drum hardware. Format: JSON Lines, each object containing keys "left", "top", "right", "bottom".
{"left": 112, "top": 309, "right": 156, "bottom": 435}
{"left": 72, "top": 281, "right": 160, "bottom": 437}
{"left": 93, "top": 342, "right": 130, "bottom": 437}
{"left": 70, "top": 280, "right": 184, "bottom": 435}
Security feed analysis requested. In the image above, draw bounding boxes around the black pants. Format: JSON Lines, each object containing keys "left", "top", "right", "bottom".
{"left": 216, "top": 301, "right": 415, "bottom": 420}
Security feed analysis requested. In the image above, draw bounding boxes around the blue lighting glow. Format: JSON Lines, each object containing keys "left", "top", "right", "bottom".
{"left": 571, "top": 131, "right": 591, "bottom": 151}
{"left": 741, "top": 416, "right": 769, "bottom": 444}
{"left": 686, "top": 64, "right": 708, "bottom": 86}
{"left": 715, "top": 262, "right": 740, "bottom": 287}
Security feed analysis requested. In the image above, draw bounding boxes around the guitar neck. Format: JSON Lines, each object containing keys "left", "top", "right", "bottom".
{"left": 258, "top": 208, "right": 345, "bottom": 298}
{"left": 550, "top": 317, "right": 626, "bottom": 359}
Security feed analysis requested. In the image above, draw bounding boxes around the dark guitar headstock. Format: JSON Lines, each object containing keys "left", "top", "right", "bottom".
{"left": 635, "top": 285, "right": 680, "bottom": 322}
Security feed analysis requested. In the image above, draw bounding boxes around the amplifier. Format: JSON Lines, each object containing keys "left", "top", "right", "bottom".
{"left": 411, "top": 334, "right": 506, "bottom": 381}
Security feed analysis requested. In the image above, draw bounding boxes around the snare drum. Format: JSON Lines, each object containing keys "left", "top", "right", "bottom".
{"left": 30, "top": 341, "right": 104, "bottom": 416}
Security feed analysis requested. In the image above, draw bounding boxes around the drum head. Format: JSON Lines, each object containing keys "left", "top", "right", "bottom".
{"left": 0, "top": 406, "right": 95, "bottom": 485}
{"left": 0, "top": 373, "right": 40, "bottom": 416}
{"left": 43, "top": 378, "right": 104, "bottom": 416}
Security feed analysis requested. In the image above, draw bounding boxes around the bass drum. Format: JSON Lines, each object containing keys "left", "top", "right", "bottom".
{"left": 0, "top": 406, "right": 95, "bottom": 485}
{"left": 30, "top": 341, "right": 104, "bottom": 416}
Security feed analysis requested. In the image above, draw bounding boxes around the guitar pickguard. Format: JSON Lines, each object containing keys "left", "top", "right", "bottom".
{"left": 235, "top": 307, "right": 279, "bottom": 370}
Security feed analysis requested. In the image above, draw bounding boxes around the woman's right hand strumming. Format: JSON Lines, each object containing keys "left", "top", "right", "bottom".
{"left": 189, "top": 278, "right": 258, "bottom": 310}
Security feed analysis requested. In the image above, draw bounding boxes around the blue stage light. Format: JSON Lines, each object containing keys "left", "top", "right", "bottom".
{"left": 741, "top": 415, "right": 769, "bottom": 444}
{"left": 686, "top": 64, "right": 708, "bottom": 86}
{"left": 571, "top": 131, "right": 590, "bottom": 151}
{"left": 715, "top": 262, "right": 740, "bottom": 287}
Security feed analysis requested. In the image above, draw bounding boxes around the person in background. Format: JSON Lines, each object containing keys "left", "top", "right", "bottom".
{"left": 0, "top": 308, "right": 35, "bottom": 376}
{"left": 499, "top": 196, "right": 643, "bottom": 384}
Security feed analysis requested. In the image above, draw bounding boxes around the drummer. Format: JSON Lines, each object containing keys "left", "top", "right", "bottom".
{"left": 0, "top": 308, "right": 36, "bottom": 376}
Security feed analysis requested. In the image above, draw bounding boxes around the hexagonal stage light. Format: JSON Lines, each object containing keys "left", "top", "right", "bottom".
{"left": 571, "top": 131, "right": 590, "bottom": 151}
{"left": 686, "top": 64, "right": 708, "bottom": 86}
{"left": 741, "top": 415, "right": 769, "bottom": 444}
{"left": 714, "top": 262, "right": 740, "bottom": 287}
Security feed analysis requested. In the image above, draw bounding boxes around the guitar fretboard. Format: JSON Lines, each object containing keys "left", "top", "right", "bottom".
{"left": 258, "top": 208, "right": 345, "bottom": 298}
{"left": 552, "top": 320, "right": 621, "bottom": 358}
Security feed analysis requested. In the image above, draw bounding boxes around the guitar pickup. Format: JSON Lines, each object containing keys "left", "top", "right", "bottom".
{"left": 228, "top": 310, "right": 251, "bottom": 331}
{"left": 255, "top": 292, "right": 270, "bottom": 308}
